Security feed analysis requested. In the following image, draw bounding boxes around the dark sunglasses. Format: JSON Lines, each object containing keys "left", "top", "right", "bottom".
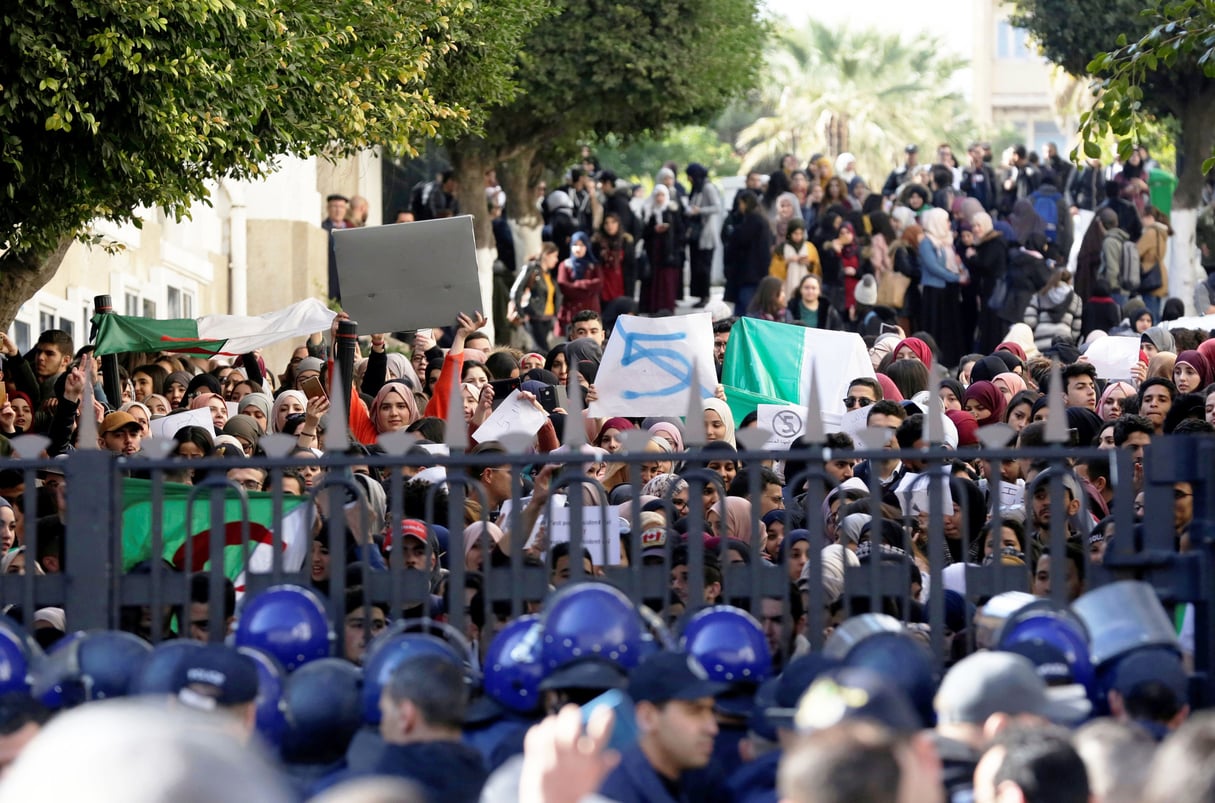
{"left": 843, "top": 396, "right": 874, "bottom": 409}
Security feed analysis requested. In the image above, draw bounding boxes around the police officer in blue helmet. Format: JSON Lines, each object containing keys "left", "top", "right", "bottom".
{"left": 464, "top": 615, "right": 547, "bottom": 772}
{"left": 317, "top": 654, "right": 487, "bottom": 802}
{"left": 597, "top": 650, "right": 727, "bottom": 803}
{"left": 679, "top": 605, "right": 773, "bottom": 781}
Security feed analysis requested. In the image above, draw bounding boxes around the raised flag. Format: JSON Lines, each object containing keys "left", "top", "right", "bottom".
{"left": 721, "top": 317, "right": 875, "bottom": 429}
{"left": 120, "top": 478, "right": 312, "bottom": 590}
{"left": 94, "top": 299, "right": 337, "bottom": 357}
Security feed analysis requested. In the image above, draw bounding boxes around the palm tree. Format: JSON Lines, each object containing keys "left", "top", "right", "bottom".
{"left": 737, "top": 21, "right": 973, "bottom": 184}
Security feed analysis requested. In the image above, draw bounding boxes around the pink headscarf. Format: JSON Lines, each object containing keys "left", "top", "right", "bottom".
{"left": 992, "top": 372, "right": 1027, "bottom": 399}
{"left": 1097, "top": 381, "right": 1136, "bottom": 422}
{"left": 463, "top": 521, "right": 504, "bottom": 555}
{"left": 715, "top": 497, "right": 755, "bottom": 543}
{"left": 875, "top": 373, "right": 904, "bottom": 402}
{"left": 189, "top": 392, "right": 223, "bottom": 411}
{"left": 370, "top": 381, "right": 419, "bottom": 433}
{"left": 648, "top": 421, "right": 685, "bottom": 453}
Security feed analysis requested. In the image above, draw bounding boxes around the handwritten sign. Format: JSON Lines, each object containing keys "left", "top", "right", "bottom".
{"left": 1083, "top": 336, "right": 1141, "bottom": 380}
{"left": 757, "top": 403, "right": 808, "bottom": 449}
{"left": 149, "top": 407, "right": 215, "bottom": 441}
{"left": 590, "top": 313, "right": 716, "bottom": 417}
{"left": 548, "top": 503, "right": 622, "bottom": 566}
{"left": 472, "top": 389, "right": 549, "bottom": 443}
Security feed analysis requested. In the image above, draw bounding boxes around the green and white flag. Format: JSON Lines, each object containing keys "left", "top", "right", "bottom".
{"left": 121, "top": 478, "right": 312, "bottom": 592}
{"left": 721, "top": 317, "right": 875, "bottom": 429}
{"left": 94, "top": 299, "right": 336, "bottom": 357}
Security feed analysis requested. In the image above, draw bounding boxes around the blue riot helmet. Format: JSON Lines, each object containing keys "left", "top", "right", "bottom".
{"left": 370, "top": 618, "right": 477, "bottom": 677}
{"left": 131, "top": 639, "right": 206, "bottom": 695}
{"left": 1072, "top": 580, "right": 1181, "bottom": 669}
{"left": 481, "top": 615, "right": 546, "bottom": 716}
{"left": 0, "top": 617, "right": 41, "bottom": 696}
{"left": 33, "top": 630, "right": 152, "bottom": 709}
{"left": 238, "top": 646, "right": 288, "bottom": 747}
{"left": 280, "top": 658, "right": 364, "bottom": 766}
{"left": 680, "top": 605, "right": 772, "bottom": 717}
{"left": 837, "top": 629, "right": 939, "bottom": 728}
{"left": 540, "top": 582, "right": 644, "bottom": 672}
{"left": 997, "top": 603, "right": 1097, "bottom": 704}
{"left": 362, "top": 633, "right": 468, "bottom": 725}
{"left": 680, "top": 606, "right": 772, "bottom": 684}
{"left": 234, "top": 584, "right": 332, "bottom": 672}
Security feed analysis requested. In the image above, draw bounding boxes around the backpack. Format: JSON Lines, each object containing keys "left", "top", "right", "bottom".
{"left": 1118, "top": 239, "right": 1140, "bottom": 292}
{"left": 1031, "top": 192, "right": 1060, "bottom": 243}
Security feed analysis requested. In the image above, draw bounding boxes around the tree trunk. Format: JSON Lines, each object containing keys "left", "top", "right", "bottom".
{"left": 1170, "top": 87, "right": 1215, "bottom": 313}
{"left": 0, "top": 235, "right": 75, "bottom": 332}
{"left": 448, "top": 146, "right": 499, "bottom": 342}
{"left": 503, "top": 148, "right": 543, "bottom": 268}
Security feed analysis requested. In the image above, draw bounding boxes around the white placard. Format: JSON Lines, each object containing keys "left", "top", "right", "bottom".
{"left": 998, "top": 480, "right": 1025, "bottom": 513}
{"left": 472, "top": 389, "right": 549, "bottom": 444}
{"left": 149, "top": 407, "right": 215, "bottom": 441}
{"left": 226, "top": 401, "right": 239, "bottom": 419}
{"left": 757, "top": 403, "right": 808, "bottom": 450}
{"left": 548, "top": 503, "right": 622, "bottom": 566}
{"left": 589, "top": 313, "right": 716, "bottom": 417}
{"left": 1068, "top": 210, "right": 1095, "bottom": 274}
{"left": 1083, "top": 335, "right": 1141, "bottom": 380}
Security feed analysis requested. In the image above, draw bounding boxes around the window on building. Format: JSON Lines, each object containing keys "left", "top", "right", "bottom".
{"left": 142, "top": 299, "right": 157, "bottom": 319}
{"left": 125, "top": 292, "right": 140, "bottom": 316}
{"left": 59, "top": 318, "right": 74, "bottom": 342}
{"left": 13, "top": 322, "right": 30, "bottom": 355}
{"left": 167, "top": 286, "right": 181, "bottom": 318}
{"left": 39, "top": 310, "right": 55, "bottom": 335}
{"left": 996, "top": 20, "right": 1033, "bottom": 61}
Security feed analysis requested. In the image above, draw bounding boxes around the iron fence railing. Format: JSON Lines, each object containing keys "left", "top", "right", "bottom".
{"left": 0, "top": 435, "right": 1211, "bottom": 702}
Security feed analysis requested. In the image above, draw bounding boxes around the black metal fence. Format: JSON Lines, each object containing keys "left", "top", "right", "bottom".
{"left": 1, "top": 433, "right": 1212, "bottom": 703}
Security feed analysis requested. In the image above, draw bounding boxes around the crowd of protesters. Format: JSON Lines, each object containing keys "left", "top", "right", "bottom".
{"left": 0, "top": 141, "right": 1212, "bottom": 802}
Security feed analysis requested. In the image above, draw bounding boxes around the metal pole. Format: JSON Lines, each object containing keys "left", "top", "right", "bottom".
{"left": 92, "top": 295, "right": 122, "bottom": 408}
{"left": 335, "top": 319, "right": 358, "bottom": 422}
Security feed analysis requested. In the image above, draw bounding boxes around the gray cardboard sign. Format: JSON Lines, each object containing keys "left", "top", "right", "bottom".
{"left": 331, "top": 216, "right": 483, "bottom": 332}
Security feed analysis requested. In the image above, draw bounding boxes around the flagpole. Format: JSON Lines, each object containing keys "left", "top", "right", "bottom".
{"left": 92, "top": 295, "right": 123, "bottom": 408}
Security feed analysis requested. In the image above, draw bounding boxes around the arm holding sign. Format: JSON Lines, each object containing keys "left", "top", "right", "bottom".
{"left": 423, "top": 312, "right": 484, "bottom": 420}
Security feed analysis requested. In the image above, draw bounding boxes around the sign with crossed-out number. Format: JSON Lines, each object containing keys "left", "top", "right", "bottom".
{"left": 757, "top": 403, "right": 808, "bottom": 449}
{"left": 590, "top": 313, "right": 717, "bottom": 417}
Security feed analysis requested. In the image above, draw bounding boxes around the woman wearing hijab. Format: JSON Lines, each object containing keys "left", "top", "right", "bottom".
{"left": 724, "top": 190, "right": 775, "bottom": 316}
{"left": 641, "top": 184, "right": 687, "bottom": 314}
{"left": 591, "top": 213, "right": 634, "bottom": 306}
{"left": 237, "top": 392, "right": 272, "bottom": 433}
{"left": 685, "top": 163, "right": 722, "bottom": 308}
{"left": 917, "top": 208, "right": 964, "bottom": 368}
{"left": 709, "top": 496, "right": 755, "bottom": 543}
{"left": 556, "top": 231, "right": 602, "bottom": 335}
{"left": 992, "top": 372, "right": 1027, "bottom": 402}
{"left": 1008, "top": 199, "right": 1047, "bottom": 248}
{"left": 962, "top": 211, "right": 1009, "bottom": 353}
{"left": 271, "top": 390, "right": 307, "bottom": 433}
{"left": 962, "top": 380, "right": 1007, "bottom": 426}
{"left": 1174, "top": 350, "right": 1213, "bottom": 394}
{"left": 702, "top": 398, "right": 737, "bottom": 448}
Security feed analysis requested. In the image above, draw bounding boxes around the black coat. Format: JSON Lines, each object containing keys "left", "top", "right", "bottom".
{"left": 724, "top": 211, "right": 773, "bottom": 286}
{"left": 964, "top": 231, "right": 1008, "bottom": 304}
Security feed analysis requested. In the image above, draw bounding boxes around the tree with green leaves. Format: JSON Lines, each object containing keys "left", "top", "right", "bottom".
{"left": 734, "top": 21, "right": 972, "bottom": 188}
{"left": 0, "top": 0, "right": 546, "bottom": 328}
{"left": 1011, "top": 0, "right": 1215, "bottom": 312}
{"left": 443, "top": 0, "right": 767, "bottom": 252}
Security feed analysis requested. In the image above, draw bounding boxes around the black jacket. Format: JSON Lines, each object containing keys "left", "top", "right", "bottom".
{"left": 787, "top": 294, "right": 845, "bottom": 330}
{"left": 724, "top": 211, "right": 772, "bottom": 286}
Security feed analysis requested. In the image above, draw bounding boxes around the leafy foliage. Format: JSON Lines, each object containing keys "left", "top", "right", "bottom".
{"left": 0, "top": 0, "right": 545, "bottom": 280}
{"left": 1076, "top": 0, "right": 1215, "bottom": 171}
{"left": 455, "top": 0, "right": 767, "bottom": 167}
{"left": 734, "top": 21, "right": 973, "bottom": 184}
{"left": 592, "top": 126, "right": 741, "bottom": 185}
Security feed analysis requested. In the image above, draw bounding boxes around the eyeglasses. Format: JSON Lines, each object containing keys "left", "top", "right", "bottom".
{"left": 1174, "top": 489, "right": 1193, "bottom": 500}
{"left": 843, "top": 396, "right": 874, "bottom": 409}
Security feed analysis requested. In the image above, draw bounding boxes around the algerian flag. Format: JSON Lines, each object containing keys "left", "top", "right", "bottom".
{"left": 94, "top": 299, "right": 337, "bottom": 357}
{"left": 121, "top": 478, "right": 312, "bottom": 591}
{"left": 721, "top": 317, "right": 875, "bottom": 430}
